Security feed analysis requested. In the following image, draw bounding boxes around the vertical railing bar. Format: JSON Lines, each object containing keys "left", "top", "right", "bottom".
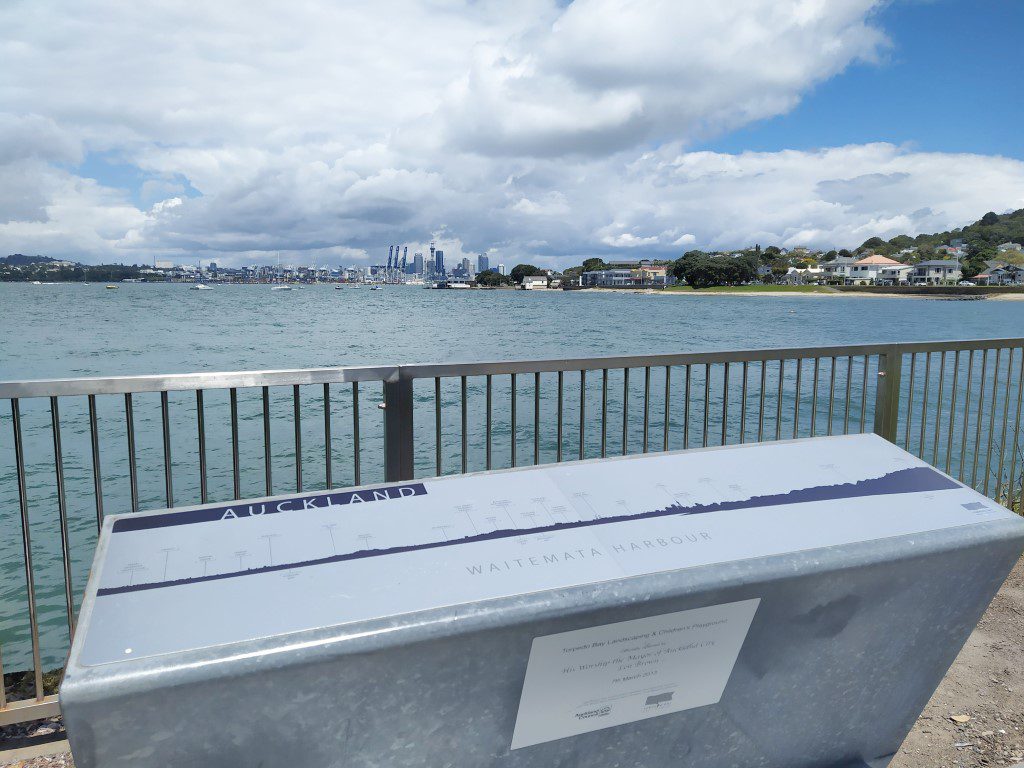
{"left": 556, "top": 371, "right": 564, "bottom": 463}
{"left": 579, "top": 370, "right": 586, "bottom": 460}
{"left": 792, "top": 359, "right": 802, "bottom": 439}
{"left": 197, "top": 390, "right": 209, "bottom": 502}
{"left": 918, "top": 352, "right": 932, "bottom": 458}
{"left": 703, "top": 363, "right": 711, "bottom": 447}
{"left": 160, "top": 391, "right": 173, "bottom": 507}
{"left": 971, "top": 350, "right": 988, "bottom": 488}
{"left": 903, "top": 353, "right": 917, "bottom": 449}
{"left": 486, "top": 374, "right": 493, "bottom": 471}
{"left": 994, "top": 348, "right": 1014, "bottom": 503}
{"left": 600, "top": 369, "right": 608, "bottom": 458}
{"left": 757, "top": 361, "right": 766, "bottom": 442}
{"left": 810, "top": 357, "right": 820, "bottom": 436}
{"left": 11, "top": 399, "right": 44, "bottom": 701}
{"left": 959, "top": 350, "right": 974, "bottom": 482}
{"left": 0, "top": 645, "right": 5, "bottom": 710}
{"left": 622, "top": 368, "right": 630, "bottom": 456}
{"left": 774, "top": 359, "right": 784, "bottom": 441}
{"left": 434, "top": 378, "right": 441, "bottom": 476}
{"left": 945, "top": 352, "right": 960, "bottom": 475}
{"left": 88, "top": 394, "right": 104, "bottom": 529}
{"left": 50, "top": 396, "right": 75, "bottom": 639}
{"left": 982, "top": 348, "right": 1001, "bottom": 496}
{"left": 534, "top": 372, "right": 541, "bottom": 465}
{"left": 826, "top": 357, "right": 836, "bottom": 437}
{"left": 663, "top": 366, "right": 671, "bottom": 452}
{"left": 352, "top": 382, "right": 361, "bottom": 485}
{"left": 739, "top": 361, "right": 748, "bottom": 443}
{"left": 231, "top": 387, "right": 241, "bottom": 498}
{"left": 642, "top": 366, "right": 651, "bottom": 453}
{"left": 323, "top": 383, "right": 333, "bottom": 489}
{"left": 932, "top": 352, "right": 946, "bottom": 467}
{"left": 722, "top": 362, "right": 730, "bottom": 446}
{"left": 859, "top": 356, "right": 868, "bottom": 432}
{"left": 843, "top": 355, "right": 853, "bottom": 434}
{"left": 1006, "top": 348, "right": 1024, "bottom": 512}
{"left": 125, "top": 392, "right": 138, "bottom": 513}
{"left": 292, "top": 385, "right": 302, "bottom": 492}
{"left": 261, "top": 386, "right": 271, "bottom": 496}
{"left": 461, "top": 375, "right": 468, "bottom": 474}
{"left": 683, "top": 365, "right": 691, "bottom": 449}
{"left": 511, "top": 373, "right": 518, "bottom": 468}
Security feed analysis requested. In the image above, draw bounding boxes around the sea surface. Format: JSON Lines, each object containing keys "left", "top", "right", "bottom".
{"left": 2, "top": 282, "right": 1024, "bottom": 671}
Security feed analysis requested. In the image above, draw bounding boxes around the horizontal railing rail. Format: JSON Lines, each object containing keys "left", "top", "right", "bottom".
{"left": 1, "top": 336, "right": 1022, "bottom": 726}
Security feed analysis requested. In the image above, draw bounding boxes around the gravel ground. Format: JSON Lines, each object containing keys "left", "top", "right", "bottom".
{"left": 3, "top": 557, "right": 1022, "bottom": 768}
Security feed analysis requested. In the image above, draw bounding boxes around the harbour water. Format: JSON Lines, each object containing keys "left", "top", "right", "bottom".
{"left": 2, "top": 282, "right": 1024, "bottom": 671}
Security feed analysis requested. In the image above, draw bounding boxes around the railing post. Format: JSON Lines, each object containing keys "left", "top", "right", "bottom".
{"left": 383, "top": 373, "right": 415, "bottom": 482}
{"left": 873, "top": 346, "right": 903, "bottom": 443}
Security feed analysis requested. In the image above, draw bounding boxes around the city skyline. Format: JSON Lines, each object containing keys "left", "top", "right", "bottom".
{"left": 1, "top": 1, "right": 1022, "bottom": 269}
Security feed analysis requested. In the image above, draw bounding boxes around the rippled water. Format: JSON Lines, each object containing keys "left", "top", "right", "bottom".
{"left": 2, "top": 282, "right": 1023, "bottom": 671}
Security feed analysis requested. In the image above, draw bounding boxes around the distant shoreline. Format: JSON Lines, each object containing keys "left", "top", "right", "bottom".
{"left": 575, "top": 287, "right": 1024, "bottom": 301}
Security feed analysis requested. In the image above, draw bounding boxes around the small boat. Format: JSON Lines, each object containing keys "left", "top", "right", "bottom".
{"left": 271, "top": 285, "right": 292, "bottom": 291}
{"left": 191, "top": 283, "right": 214, "bottom": 291}
{"left": 334, "top": 285, "right": 343, "bottom": 290}
{"left": 31, "top": 280, "right": 43, "bottom": 285}
{"left": 370, "top": 285, "right": 384, "bottom": 291}
{"left": 105, "top": 284, "right": 118, "bottom": 289}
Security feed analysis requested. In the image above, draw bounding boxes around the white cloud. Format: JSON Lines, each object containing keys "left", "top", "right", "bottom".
{"left": 0, "top": 0, "right": 1021, "bottom": 266}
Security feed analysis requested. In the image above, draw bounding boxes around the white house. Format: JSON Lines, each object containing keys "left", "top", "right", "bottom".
{"left": 521, "top": 274, "right": 550, "bottom": 290}
{"left": 820, "top": 255, "right": 859, "bottom": 282}
{"left": 847, "top": 255, "right": 903, "bottom": 284}
{"left": 878, "top": 264, "right": 914, "bottom": 285}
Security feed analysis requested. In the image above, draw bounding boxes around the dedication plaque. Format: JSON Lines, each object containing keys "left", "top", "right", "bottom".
{"left": 61, "top": 433, "right": 1024, "bottom": 768}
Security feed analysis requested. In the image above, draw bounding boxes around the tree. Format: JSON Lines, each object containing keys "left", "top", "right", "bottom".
{"left": 580, "top": 258, "right": 607, "bottom": 273}
{"left": 510, "top": 264, "right": 541, "bottom": 284}
{"left": 475, "top": 269, "right": 512, "bottom": 287}
{"left": 671, "top": 251, "right": 757, "bottom": 289}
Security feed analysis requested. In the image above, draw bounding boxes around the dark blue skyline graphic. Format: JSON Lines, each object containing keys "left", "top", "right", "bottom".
{"left": 97, "top": 465, "right": 959, "bottom": 598}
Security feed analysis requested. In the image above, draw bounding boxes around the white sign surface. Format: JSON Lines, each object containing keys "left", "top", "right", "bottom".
{"left": 510, "top": 599, "right": 760, "bottom": 749}
{"left": 77, "top": 434, "right": 1013, "bottom": 666}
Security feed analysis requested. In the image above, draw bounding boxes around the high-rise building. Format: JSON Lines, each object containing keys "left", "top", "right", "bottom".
{"left": 461, "top": 257, "right": 471, "bottom": 275}
{"left": 498, "top": 263, "right": 506, "bottom": 275}
{"left": 435, "top": 250, "right": 445, "bottom": 275}
{"left": 477, "top": 254, "right": 489, "bottom": 273}
{"left": 426, "top": 259, "right": 435, "bottom": 275}
{"left": 414, "top": 252, "right": 424, "bottom": 275}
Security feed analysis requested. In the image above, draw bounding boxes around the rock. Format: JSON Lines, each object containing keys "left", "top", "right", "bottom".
{"left": 951, "top": 714, "right": 973, "bottom": 723}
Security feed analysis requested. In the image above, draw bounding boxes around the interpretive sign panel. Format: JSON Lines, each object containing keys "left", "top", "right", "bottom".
{"left": 80, "top": 432, "right": 1005, "bottom": 665}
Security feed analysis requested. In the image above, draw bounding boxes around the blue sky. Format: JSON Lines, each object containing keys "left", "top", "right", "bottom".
{"left": 702, "top": 0, "right": 1023, "bottom": 159}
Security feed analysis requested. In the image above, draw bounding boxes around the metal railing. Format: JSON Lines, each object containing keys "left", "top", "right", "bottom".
{"left": 1, "top": 337, "right": 1023, "bottom": 725}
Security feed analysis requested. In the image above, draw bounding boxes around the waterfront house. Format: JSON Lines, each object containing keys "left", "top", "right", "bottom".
{"left": 522, "top": 274, "right": 550, "bottom": 290}
{"left": 847, "top": 254, "right": 903, "bottom": 285}
{"left": 975, "top": 261, "right": 1024, "bottom": 286}
{"left": 581, "top": 259, "right": 671, "bottom": 288}
{"left": 909, "top": 260, "right": 962, "bottom": 285}
{"left": 784, "top": 265, "right": 824, "bottom": 284}
{"left": 878, "top": 264, "right": 914, "bottom": 285}
{"left": 820, "top": 255, "right": 859, "bottom": 283}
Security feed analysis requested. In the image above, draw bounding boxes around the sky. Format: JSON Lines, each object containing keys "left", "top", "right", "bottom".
{"left": 1, "top": 0, "right": 1022, "bottom": 269}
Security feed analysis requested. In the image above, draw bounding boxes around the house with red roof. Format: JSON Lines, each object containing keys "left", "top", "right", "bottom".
{"left": 846, "top": 254, "right": 904, "bottom": 285}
